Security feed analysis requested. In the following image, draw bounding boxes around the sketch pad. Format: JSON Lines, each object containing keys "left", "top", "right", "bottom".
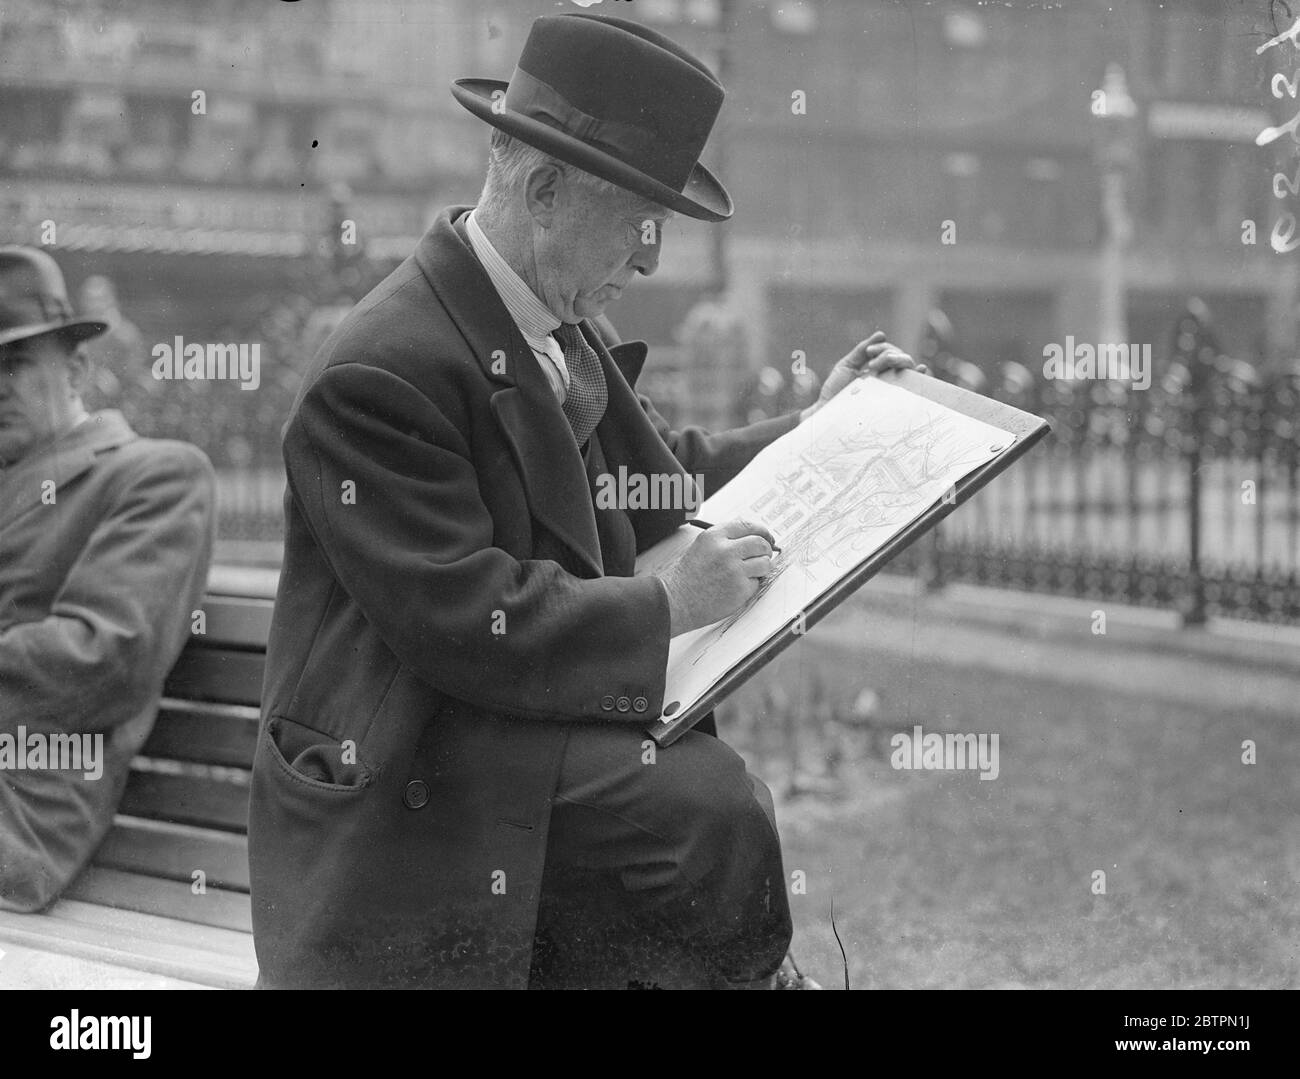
{"left": 636, "top": 369, "right": 1051, "bottom": 746}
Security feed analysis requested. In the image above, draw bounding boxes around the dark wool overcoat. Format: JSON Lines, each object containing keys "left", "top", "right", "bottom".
{"left": 248, "top": 207, "right": 798, "bottom": 988}
{"left": 0, "top": 411, "right": 213, "bottom": 911}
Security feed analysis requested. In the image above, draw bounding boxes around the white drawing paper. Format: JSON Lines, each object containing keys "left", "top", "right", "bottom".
{"left": 635, "top": 376, "right": 1015, "bottom": 729}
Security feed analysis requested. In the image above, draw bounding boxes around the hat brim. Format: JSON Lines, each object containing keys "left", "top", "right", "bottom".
{"left": 452, "top": 78, "right": 732, "bottom": 222}
{"left": 0, "top": 319, "right": 110, "bottom": 350}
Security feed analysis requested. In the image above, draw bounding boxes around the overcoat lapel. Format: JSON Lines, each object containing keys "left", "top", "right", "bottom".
{"left": 588, "top": 330, "right": 699, "bottom": 552}
{"left": 417, "top": 211, "right": 603, "bottom": 578}
{"left": 0, "top": 411, "right": 134, "bottom": 535}
{"left": 605, "top": 337, "right": 648, "bottom": 388}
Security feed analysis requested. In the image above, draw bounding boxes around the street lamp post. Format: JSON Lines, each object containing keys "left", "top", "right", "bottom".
{"left": 1092, "top": 63, "right": 1139, "bottom": 353}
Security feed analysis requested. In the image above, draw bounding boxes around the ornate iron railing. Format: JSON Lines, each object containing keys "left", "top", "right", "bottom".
{"left": 746, "top": 301, "right": 1300, "bottom": 627}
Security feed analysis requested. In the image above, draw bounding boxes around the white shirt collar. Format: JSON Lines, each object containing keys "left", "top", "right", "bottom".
{"left": 464, "top": 208, "right": 562, "bottom": 343}
{"left": 464, "top": 208, "right": 571, "bottom": 397}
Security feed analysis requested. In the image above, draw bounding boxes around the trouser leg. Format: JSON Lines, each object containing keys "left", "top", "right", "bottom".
{"left": 531, "top": 724, "right": 792, "bottom": 989}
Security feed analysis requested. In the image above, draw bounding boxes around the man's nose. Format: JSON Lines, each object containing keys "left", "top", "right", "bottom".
{"left": 630, "top": 233, "right": 661, "bottom": 276}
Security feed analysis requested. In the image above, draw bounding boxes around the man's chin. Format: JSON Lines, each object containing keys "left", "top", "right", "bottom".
{"left": 573, "top": 297, "right": 612, "bottom": 320}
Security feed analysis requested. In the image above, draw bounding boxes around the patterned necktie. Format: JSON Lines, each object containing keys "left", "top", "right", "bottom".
{"left": 554, "top": 322, "right": 608, "bottom": 449}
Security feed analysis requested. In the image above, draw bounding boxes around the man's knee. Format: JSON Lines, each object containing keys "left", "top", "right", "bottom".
{"left": 661, "top": 735, "right": 783, "bottom": 883}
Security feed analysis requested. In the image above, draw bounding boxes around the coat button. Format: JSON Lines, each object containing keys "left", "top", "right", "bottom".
{"left": 403, "top": 779, "right": 430, "bottom": 810}
{"left": 632, "top": 696, "right": 649, "bottom": 713}
{"left": 616, "top": 696, "right": 631, "bottom": 713}
{"left": 600, "top": 695, "right": 616, "bottom": 711}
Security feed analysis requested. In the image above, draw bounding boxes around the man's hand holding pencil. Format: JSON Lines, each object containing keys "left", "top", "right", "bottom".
{"left": 654, "top": 518, "right": 780, "bottom": 636}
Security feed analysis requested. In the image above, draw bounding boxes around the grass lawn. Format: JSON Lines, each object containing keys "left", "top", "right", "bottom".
{"left": 718, "top": 637, "right": 1300, "bottom": 989}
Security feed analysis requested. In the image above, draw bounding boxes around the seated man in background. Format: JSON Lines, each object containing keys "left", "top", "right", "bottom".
{"left": 0, "top": 246, "right": 215, "bottom": 912}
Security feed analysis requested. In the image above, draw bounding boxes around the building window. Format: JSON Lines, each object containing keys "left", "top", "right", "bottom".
{"left": 1024, "top": 157, "right": 1064, "bottom": 245}
{"left": 0, "top": 88, "right": 65, "bottom": 174}
{"left": 942, "top": 151, "right": 981, "bottom": 239}
{"left": 684, "top": 0, "right": 721, "bottom": 26}
{"left": 1159, "top": 15, "right": 1196, "bottom": 96}
{"left": 1218, "top": 23, "right": 1252, "bottom": 101}
{"left": 1160, "top": 13, "right": 1223, "bottom": 99}
{"left": 771, "top": 1, "right": 817, "bottom": 35}
{"left": 1191, "top": 142, "right": 1222, "bottom": 242}
{"left": 1192, "top": 17, "right": 1224, "bottom": 99}
{"left": 122, "top": 96, "right": 185, "bottom": 179}
{"left": 638, "top": 0, "right": 682, "bottom": 23}
{"left": 1163, "top": 141, "right": 1201, "bottom": 243}
{"left": 477, "top": 10, "right": 515, "bottom": 73}
{"left": 943, "top": 152, "right": 980, "bottom": 179}
{"left": 1216, "top": 146, "right": 1254, "bottom": 245}
{"left": 943, "top": 9, "right": 987, "bottom": 49}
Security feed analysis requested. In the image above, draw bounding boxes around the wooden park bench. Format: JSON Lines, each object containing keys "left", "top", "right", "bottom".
{"left": 0, "top": 566, "right": 275, "bottom": 990}
{"left": 1, "top": 563, "right": 739, "bottom": 989}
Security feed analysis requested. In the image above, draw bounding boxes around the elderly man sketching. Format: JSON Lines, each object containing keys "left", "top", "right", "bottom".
{"left": 0, "top": 246, "right": 214, "bottom": 912}
{"left": 249, "top": 12, "right": 920, "bottom": 989}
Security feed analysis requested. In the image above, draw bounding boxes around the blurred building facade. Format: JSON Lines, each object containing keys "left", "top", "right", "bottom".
{"left": 0, "top": 0, "right": 1290, "bottom": 441}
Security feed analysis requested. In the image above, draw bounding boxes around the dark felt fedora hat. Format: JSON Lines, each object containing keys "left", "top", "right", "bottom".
{"left": 0, "top": 246, "right": 108, "bottom": 349}
{"left": 451, "top": 12, "right": 732, "bottom": 221}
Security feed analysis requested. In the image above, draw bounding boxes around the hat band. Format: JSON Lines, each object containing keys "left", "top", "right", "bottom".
{"left": 503, "top": 67, "right": 695, "bottom": 192}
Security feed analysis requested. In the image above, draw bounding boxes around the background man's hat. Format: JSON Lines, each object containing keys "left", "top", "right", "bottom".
{"left": 0, "top": 246, "right": 109, "bottom": 348}
{"left": 451, "top": 12, "right": 732, "bottom": 221}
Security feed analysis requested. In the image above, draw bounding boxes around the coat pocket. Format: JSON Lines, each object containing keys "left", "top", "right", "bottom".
{"left": 262, "top": 715, "right": 373, "bottom": 793}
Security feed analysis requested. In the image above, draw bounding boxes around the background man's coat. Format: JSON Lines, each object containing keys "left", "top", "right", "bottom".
{"left": 249, "top": 207, "right": 799, "bottom": 989}
{"left": 0, "top": 411, "right": 214, "bottom": 911}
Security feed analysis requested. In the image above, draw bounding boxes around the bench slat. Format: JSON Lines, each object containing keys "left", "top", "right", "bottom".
{"left": 193, "top": 594, "right": 273, "bottom": 651}
{"left": 142, "top": 701, "right": 260, "bottom": 768}
{"left": 63, "top": 866, "right": 252, "bottom": 934}
{"left": 0, "top": 939, "right": 217, "bottom": 990}
{"left": 93, "top": 817, "right": 251, "bottom": 892}
{"left": 119, "top": 769, "right": 250, "bottom": 833}
{"left": 0, "top": 900, "right": 257, "bottom": 989}
{"left": 206, "top": 565, "right": 279, "bottom": 601}
{"left": 164, "top": 648, "right": 265, "bottom": 707}
{"left": 13, "top": 584, "right": 274, "bottom": 985}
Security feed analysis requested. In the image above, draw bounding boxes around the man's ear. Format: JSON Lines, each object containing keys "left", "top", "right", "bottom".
{"left": 63, "top": 343, "right": 91, "bottom": 397}
{"left": 523, "top": 163, "right": 564, "bottom": 227}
